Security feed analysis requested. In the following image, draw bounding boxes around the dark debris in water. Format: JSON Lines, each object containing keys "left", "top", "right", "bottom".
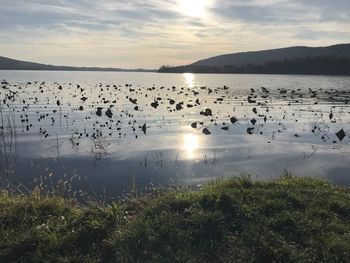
{"left": 0, "top": 80, "right": 349, "bottom": 150}
{"left": 202, "top": 128, "right": 211, "bottom": 135}
{"left": 336, "top": 129, "right": 346, "bottom": 142}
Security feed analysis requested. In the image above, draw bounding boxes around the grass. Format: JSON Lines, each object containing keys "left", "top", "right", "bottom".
{"left": 1, "top": 176, "right": 350, "bottom": 262}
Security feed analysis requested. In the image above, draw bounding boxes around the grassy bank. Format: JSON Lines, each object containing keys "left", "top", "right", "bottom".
{"left": 1, "top": 176, "right": 350, "bottom": 262}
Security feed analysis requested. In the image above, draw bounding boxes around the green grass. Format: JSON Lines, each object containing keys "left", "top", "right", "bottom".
{"left": 1, "top": 176, "right": 350, "bottom": 262}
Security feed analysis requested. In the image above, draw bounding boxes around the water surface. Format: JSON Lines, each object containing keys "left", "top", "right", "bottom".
{"left": 1, "top": 71, "right": 349, "bottom": 200}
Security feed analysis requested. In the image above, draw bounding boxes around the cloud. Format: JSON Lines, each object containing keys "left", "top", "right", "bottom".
{"left": 295, "top": 29, "right": 350, "bottom": 40}
{"left": 211, "top": 0, "right": 350, "bottom": 24}
{"left": 0, "top": 0, "right": 349, "bottom": 68}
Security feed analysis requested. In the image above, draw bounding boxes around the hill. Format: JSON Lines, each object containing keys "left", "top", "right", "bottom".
{"left": 0, "top": 56, "right": 155, "bottom": 72}
{"left": 159, "top": 44, "right": 350, "bottom": 75}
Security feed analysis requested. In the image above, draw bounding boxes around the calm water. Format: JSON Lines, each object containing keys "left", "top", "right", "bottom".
{"left": 1, "top": 71, "right": 350, "bottom": 200}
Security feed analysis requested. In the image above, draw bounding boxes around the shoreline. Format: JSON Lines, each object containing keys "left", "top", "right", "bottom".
{"left": 1, "top": 176, "right": 350, "bottom": 262}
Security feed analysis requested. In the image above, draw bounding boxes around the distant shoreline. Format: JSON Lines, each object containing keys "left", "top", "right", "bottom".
{"left": 159, "top": 56, "right": 350, "bottom": 76}
{"left": 157, "top": 71, "right": 350, "bottom": 77}
{"left": 0, "top": 69, "right": 156, "bottom": 73}
{"left": 0, "top": 55, "right": 156, "bottom": 73}
{"left": 1, "top": 69, "right": 350, "bottom": 77}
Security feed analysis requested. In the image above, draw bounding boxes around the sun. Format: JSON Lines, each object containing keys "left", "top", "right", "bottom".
{"left": 178, "top": 0, "right": 211, "bottom": 17}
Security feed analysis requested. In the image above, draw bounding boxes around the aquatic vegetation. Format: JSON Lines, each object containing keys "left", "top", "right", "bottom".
{"left": 0, "top": 75, "right": 350, "bottom": 198}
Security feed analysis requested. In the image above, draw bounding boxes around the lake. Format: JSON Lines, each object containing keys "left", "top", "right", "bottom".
{"left": 0, "top": 71, "right": 349, "bottom": 200}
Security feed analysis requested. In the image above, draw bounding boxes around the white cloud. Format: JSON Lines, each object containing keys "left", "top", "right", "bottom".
{"left": 0, "top": 0, "right": 349, "bottom": 68}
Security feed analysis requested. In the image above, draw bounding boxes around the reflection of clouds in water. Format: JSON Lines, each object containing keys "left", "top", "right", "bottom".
{"left": 1, "top": 72, "right": 350, "bottom": 196}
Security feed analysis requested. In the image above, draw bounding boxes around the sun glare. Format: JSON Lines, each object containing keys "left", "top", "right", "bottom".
{"left": 183, "top": 133, "right": 199, "bottom": 159}
{"left": 178, "top": 0, "right": 210, "bottom": 17}
{"left": 184, "top": 73, "right": 195, "bottom": 87}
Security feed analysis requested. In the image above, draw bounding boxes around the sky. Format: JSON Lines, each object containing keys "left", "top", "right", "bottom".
{"left": 0, "top": 0, "right": 349, "bottom": 68}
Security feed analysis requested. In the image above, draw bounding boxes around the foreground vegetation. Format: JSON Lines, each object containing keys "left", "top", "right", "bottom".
{"left": 1, "top": 176, "right": 350, "bottom": 262}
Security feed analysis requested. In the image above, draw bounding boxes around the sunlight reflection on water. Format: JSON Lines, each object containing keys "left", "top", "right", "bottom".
{"left": 1, "top": 71, "right": 350, "bottom": 199}
{"left": 182, "top": 133, "right": 200, "bottom": 159}
{"left": 184, "top": 73, "right": 195, "bottom": 88}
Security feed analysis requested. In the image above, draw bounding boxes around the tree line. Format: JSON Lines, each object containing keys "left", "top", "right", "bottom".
{"left": 159, "top": 56, "right": 350, "bottom": 75}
